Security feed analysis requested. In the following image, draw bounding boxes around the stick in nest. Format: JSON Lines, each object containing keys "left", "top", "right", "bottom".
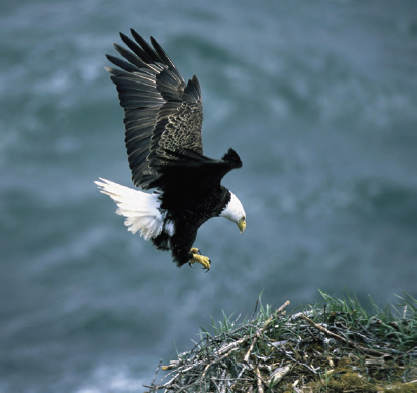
{"left": 245, "top": 301, "right": 290, "bottom": 363}
{"left": 255, "top": 367, "right": 264, "bottom": 393}
{"left": 301, "top": 315, "right": 390, "bottom": 358}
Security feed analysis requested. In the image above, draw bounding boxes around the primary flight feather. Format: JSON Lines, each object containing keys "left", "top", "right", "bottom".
{"left": 96, "top": 29, "right": 246, "bottom": 271}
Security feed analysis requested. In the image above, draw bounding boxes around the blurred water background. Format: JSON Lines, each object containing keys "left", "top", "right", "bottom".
{"left": 1, "top": 0, "right": 417, "bottom": 391}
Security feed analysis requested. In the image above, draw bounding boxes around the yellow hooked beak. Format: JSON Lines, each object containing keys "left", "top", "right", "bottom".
{"left": 238, "top": 217, "right": 246, "bottom": 233}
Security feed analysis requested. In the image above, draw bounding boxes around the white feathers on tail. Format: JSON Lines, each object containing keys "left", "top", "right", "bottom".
{"left": 95, "top": 178, "right": 164, "bottom": 240}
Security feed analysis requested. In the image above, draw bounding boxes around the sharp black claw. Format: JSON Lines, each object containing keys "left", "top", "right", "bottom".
{"left": 189, "top": 262, "right": 194, "bottom": 268}
{"left": 198, "top": 249, "right": 202, "bottom": 255}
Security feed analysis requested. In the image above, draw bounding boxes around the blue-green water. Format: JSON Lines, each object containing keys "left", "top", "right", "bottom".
{"left": 1, "top": 1, "right": 417, "bottom": 391}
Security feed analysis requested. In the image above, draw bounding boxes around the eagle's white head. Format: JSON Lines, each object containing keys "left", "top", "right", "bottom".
{"left": 219, "top": 192, "right": 246, "bottom": 233}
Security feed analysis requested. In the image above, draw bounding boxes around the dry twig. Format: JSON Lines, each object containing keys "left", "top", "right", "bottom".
{"left": 301, "top": 315, "right": 391, "bottom": 358}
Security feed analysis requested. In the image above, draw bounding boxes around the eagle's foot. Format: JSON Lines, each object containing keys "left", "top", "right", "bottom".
{"left": 189, "top": 249, "right": 211, "bottom": 271}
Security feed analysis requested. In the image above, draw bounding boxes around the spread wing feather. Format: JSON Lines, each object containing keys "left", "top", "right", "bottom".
{"left": 106, "top": 29, "right": 204, "bottom": 189}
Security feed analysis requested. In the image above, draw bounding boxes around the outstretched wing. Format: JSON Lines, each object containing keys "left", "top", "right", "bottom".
{"left": 106, "top": 29, "right": 204, "bottom": 189}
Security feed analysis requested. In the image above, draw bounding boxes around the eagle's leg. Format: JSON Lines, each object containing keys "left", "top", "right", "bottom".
{"left": 189, "top": 248, "right": 211, "bottom": 271}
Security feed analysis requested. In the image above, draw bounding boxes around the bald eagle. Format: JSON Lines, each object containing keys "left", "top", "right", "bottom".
{"left": 95, "top": 29, "right": 246, "bottom": 271}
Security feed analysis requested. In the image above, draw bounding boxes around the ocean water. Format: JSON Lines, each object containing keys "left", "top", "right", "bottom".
{"left": 1, "top": 0, "right": 417, "bottom": 391}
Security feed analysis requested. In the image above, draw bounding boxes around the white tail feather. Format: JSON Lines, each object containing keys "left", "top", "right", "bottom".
{"left": 95, "top": 178, "right": 163, "bottom": 240}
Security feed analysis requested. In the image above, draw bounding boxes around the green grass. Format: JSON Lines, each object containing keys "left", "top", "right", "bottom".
{"left": 317, "top": 289, "right": 417, "bottom": 354}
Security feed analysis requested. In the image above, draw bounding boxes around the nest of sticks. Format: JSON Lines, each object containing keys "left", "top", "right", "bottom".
{"left": 144, "top": 291, "right": 417, "bottom": 392}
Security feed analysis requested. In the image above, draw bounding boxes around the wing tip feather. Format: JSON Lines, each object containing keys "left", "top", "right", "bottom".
{"left": 222, "top": 148, "right": 242, "bottom": 168}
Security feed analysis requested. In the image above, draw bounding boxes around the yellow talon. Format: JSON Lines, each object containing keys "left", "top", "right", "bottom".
{"left": 190, "top": 247, "right": 200, "bottom": 255}
{"left": 189, "top": 253, "right": 211, "bottom": 271}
